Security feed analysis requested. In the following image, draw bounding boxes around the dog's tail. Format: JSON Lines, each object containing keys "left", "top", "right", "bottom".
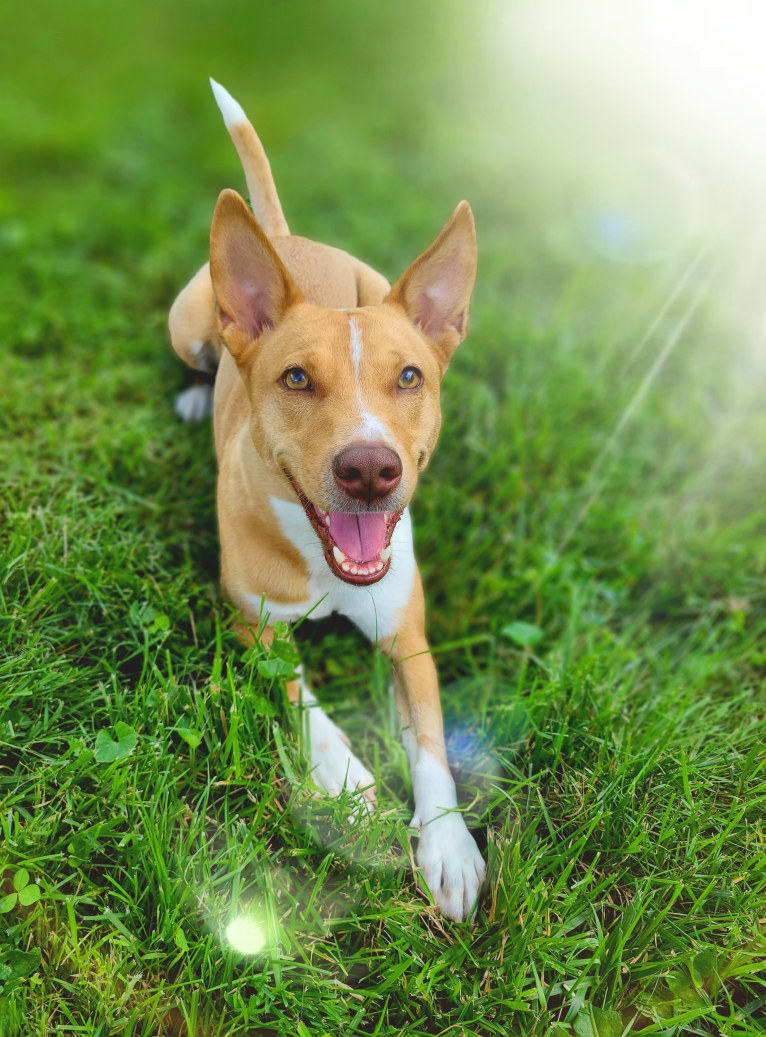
{"left": 209, "top": 78, "right": 290, "bottom": 239}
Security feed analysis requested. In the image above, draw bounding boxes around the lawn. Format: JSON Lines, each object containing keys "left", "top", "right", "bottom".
{"left": 1, "top": 1, "right": 765, "bottom": 1034}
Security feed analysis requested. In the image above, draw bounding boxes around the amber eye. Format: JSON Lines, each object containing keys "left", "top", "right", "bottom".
{"left": 398, "top": 366, "right": 422, "bottom": 390}
{"left": 283, "top": 367, "right": 312, "bottom": 391}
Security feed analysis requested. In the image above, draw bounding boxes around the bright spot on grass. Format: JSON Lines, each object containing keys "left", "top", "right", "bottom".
{"left": 225, "top": 913, "right": 267, "bottom": 955}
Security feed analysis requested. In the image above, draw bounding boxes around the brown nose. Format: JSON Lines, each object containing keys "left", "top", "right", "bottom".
{"left": 332, "top": 442, "right": 402, "bottom": 503}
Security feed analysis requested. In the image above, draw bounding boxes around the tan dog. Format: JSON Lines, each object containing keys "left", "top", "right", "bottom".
{"left": 169, "top": 80, "right": 485, "bottom": 922}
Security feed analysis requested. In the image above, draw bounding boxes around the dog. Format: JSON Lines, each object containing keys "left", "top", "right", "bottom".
{"left": 168, "top": 80, "right": 485, "bottom": 922}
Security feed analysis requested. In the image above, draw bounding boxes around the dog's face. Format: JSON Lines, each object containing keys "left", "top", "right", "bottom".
{"left": 210, "top": 190, "right": 477, "bottom": 585}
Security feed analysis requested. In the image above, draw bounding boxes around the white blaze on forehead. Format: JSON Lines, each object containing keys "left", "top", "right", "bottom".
{"left": 349, "top": 316, "right": 364, "bottom": 381}
{"left": 348, "top": 316, "right": 391, "bottom": 442}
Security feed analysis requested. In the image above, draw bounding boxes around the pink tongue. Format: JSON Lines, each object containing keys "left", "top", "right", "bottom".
{"left": 328, "top": 512, "right": 387, "bottom": 562}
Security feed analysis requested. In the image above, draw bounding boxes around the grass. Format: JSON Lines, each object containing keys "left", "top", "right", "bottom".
{"left": 1, "top": 1, "right": 765, "bottom": 1033}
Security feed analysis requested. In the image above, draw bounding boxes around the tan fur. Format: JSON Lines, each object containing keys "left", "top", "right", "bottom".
{"left": 200, "top": 191, "right": 475, "bottom": 819}
{"left": 168, "top": 262, "right": 218, "bottom": 371}
{"left": 168, "top": 238, "right": 388, "bottom": 373}
{"left": 228, "top": 120, "right": 290, "bottom": 238}
{"left": 382, "top": 570, "right": 449, "bottom": 767}
{"left": 169, "top": 193, "right": 476, "bottom": 755}
{"left": 167, "top": 88, "right": 482, "bottom": 920}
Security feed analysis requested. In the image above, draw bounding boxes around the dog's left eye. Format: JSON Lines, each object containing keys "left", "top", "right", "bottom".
{"left": 283, "top": 367, "right": 312, "bottom": 390}
{"left": 398, "top": 366, "right": 422, "bottom": 390}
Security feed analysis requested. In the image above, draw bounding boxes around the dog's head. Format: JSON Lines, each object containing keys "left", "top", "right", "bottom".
{"left": 210, "top": 189, "right": 477, "bottom": 586}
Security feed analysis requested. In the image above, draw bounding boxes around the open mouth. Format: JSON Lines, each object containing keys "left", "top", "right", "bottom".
{"left": 286, "top": 474, "right": 402, "bottom": 585}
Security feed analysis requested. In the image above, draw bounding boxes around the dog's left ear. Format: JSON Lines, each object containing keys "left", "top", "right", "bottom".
{"left": 386, "top": 201, "right": 477, "bottom": 367}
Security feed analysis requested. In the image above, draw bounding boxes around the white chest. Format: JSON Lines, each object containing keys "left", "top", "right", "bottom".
{"left": 244, "top": 499, "right": 416, "bottom": 642}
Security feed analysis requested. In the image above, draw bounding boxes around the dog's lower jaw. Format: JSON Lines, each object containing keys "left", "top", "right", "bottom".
{"left": 411, "top": 749, "right": 486, "bottom": 923}
{"left": 283, "top": 470, "right": 403, "bottom": 586}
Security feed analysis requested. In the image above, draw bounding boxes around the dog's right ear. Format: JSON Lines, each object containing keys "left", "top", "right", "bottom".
{"left": 209, "top": 189, "right": 301, "bottom": 362}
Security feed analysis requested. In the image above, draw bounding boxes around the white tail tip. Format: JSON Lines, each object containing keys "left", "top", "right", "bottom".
{"left": 209, "top": 77, "right": 247, "bottom": 129}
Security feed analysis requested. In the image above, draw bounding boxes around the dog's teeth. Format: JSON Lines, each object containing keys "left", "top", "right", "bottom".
{"left": 341, "top": 561, "right": 351, "bottom": 573}
{"left": 375, "top": 561, "right": 383, "bottom": 572}
{"left": 333, "top": 546, "right": 346, "bottom": 563}
{"left": 383, "top": 512, "right": 390, "bottom": 521}
{"left": 351, "top": 565, "right": 360, "bottom": 574}
{"left": 380, "top": 547, "right": 391, "bottom": 563}
{"left": 324, "top": 514, "right": 331, "bottom": 525}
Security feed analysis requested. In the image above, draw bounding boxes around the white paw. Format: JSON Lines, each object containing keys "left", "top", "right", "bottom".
{"left": 302, "top": 692, "right": 376, "bottom": 814}
{"left": 413, "top": 811, "right": 486, "bottom": 922}
{"left": 410, "top": 749, "right": 486, "bottom": 921}
{"left": 174, "top": 384, "right": 213, "bottom": 422}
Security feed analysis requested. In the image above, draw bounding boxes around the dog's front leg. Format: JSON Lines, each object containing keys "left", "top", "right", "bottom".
{"left": 239, "top": 622, "right": 376, "bottom": 811}
{"left": 385, "top": 576, "right": 486, "bottom": 922}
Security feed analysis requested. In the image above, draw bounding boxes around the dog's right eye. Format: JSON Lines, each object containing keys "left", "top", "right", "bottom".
{"left": 282, "top": 367, "right": 312, "bottom": 391}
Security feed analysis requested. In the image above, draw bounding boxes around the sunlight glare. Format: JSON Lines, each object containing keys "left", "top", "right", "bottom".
{"left": 225, "top": 913, "right": 268, "bottom": 955}
{"left": 490, "top": 0, "right": 766, "bottom": 207}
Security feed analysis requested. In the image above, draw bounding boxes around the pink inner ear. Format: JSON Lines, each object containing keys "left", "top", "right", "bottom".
{"left": 415, "top": 282, "right": 465, "bottom": 337}
{"left": 227, "top": 270, "right": 277, "bottom": 339}
{"left": 451, "top": 309, "right": 466, "bottom": 336}
{"left": 217, "top": 218, "right": 286, "bottom": 340}
{"left": 238, "top": 286, "right": 275, "bottom": 339}
{"left": 416, "top": 287, "right": 445, "bottom": 336}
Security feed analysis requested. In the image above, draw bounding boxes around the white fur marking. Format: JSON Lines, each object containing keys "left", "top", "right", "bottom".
{"left": 174, "top": 384, "right": 213, "bottom": 422}
{"left": 400, "top": 726, "right": 418, "bottom": 773}
{"left": 298, "top": 677, "right": 375, "bottom": 812}
{"left": 411, "top": 749, "right": 458, "bottom": 824}
{"left": 348, "top": 317, "right": 394, "bottom": 444}
{"left": 209, "top": 77, "right": 247, "bottom": 128}
{"left": 244, "top": 499, "right": 415, "bottom": 642}
{"left": 349, "top": 316, "right": 363, "bottom": 382}
{"left": 358, "top": 408, "right": 389, "bottom": 439}
{"left": 410, "top": 749, "right": 486, "bottom": 922}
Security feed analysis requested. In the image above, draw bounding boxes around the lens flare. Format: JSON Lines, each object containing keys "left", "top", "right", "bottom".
{"left": 225, "top": 913, "right": 268, "bottom": 955}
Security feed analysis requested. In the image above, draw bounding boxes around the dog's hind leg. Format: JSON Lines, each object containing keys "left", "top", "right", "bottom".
{"left": 168, "top": 262, "right": 218, "bottom": 371}
{"left": 168, "top": 262, "right": 220, "bottom": 421}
